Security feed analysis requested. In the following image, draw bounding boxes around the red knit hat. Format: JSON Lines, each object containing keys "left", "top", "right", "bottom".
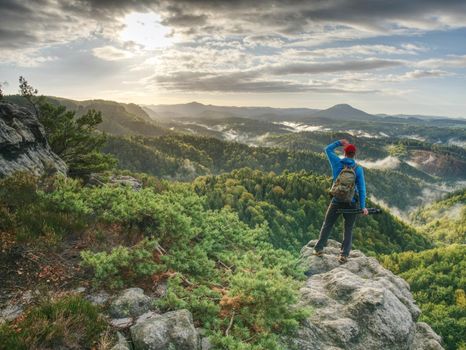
{"left": 344, "top": 144, "right": 357, "bottom": 154}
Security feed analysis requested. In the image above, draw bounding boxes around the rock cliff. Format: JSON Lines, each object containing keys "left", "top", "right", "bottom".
{"left": 0, "top": 102, "right": 67, "bottom": 177}
{"left": 291, "top": 239, "right": 444, "bottom": 350}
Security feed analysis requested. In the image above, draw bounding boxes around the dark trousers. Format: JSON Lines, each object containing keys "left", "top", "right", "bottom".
{"left": 314, "top": 201, "right": 357, "bottom": 256}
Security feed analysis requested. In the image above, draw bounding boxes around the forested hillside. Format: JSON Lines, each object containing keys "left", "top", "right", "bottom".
{"left": 383, "top": 245, "right": 466, "bottom": 350}
{"left": 102, "top": 134, "right": 428, "bottom": 210}
{"left": 411, "top": 189, "right": 466, "bottom": 244}
{"left": 5, "top": 95, "right": 167, "bottom": 137}
{"left": 193, "top": 168, "right": 431, "bottom": 255}
{"left": 102, "top": 134, "right": 326, "bottom": 179}
{"left": 0, "top": 173, "right": 306, "bottom": 349}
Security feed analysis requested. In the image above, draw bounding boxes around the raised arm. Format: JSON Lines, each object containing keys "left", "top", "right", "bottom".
{"left": 325, "top": 140, "right": 343, "bottom": 177}
{"left": 355, "top": 166, "right": 366, "bottom": 209}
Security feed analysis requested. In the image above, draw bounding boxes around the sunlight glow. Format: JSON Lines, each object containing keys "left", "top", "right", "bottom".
{"left": 120, "top": 12, "right": 173, "bottom": 49}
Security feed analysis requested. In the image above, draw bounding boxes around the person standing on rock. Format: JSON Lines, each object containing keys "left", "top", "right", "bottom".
{"left": 314, "top": 139, "right": 368, "bottom": 263}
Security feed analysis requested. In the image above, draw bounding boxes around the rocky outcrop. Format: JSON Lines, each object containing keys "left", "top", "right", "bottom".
{"left": 103, "top": 288, "right": 204, "bottom": 350}
{"left": 290, "top": 239, "right": 444, "bottom": 350}
{"left": 109, "top": 288, "right": 152, "bottom": 319}
{"left": 130, "top": 309, "right": 201, "bottom": 350}
{"left": 110, "top": 175, "right": 142, "bottom": 191}
{"left": 0, "top": 102, "right": 67, "bottom": 177}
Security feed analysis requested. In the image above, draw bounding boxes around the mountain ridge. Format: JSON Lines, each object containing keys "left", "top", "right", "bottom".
{"left": 144, "top": 101, "right": 465, "bottom": 122}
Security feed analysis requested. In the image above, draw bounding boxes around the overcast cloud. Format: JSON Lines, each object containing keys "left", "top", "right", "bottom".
{"left": 0, "top": 0, "right": 465, "bottom": 116}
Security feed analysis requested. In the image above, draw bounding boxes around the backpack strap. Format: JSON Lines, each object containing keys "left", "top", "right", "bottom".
{"left": 343, "top": 163, "right": 358, "bottom": 170}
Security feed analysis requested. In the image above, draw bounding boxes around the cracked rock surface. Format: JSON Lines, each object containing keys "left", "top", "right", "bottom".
{"left": 0, "top": 102, "right": 67, "bottom": 177}
{"left": 288, "top": 239, "right": 444, "bottom": 350}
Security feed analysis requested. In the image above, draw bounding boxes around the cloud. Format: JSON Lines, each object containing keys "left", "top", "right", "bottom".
{"left": 152, "top": 70, "right": 371, "bottom": 93}
{"left": 359, "top": 156, "right": 401, "bottom": 169}
{"left": 150, "top": 59, "right": 389, "bottom": 93}
{"left": 266, "top": 59, "right": 402, "bottom": 75}
{"left": 1, "top": 0, "right": 465, "bottom": 103}
{"left": 92, "top": 46, "right": 134, "bottom": 61}
{"left": 403, "top": 70, "right": 451, "bottom": 79}
{"left": 284, "top": 44, "right": 426, "bottom": 58}
{"left": 448, "top": 138, "right": 466, "bottom": 148}
{"left": 2, "top": 0, "right": 466, "bottom": 53}
{"left": 416, "top": 55, "right": 466, "bottom": 69}
{"left": 383, "top": 69, "right": 452, "bottom": 82}
{"left": 0, "top": 49, "right": 58, "bottom": 67}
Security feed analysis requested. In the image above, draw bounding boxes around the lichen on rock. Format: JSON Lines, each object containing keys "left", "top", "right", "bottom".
{"left": 288, "top": 239, "right": 444, "bottom": 350}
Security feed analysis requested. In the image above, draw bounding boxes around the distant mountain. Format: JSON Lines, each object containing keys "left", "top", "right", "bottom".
{"left": 144, "top": 101, "right": 319, "bottom": 121}
{"left": 378, "top": 113, "right": 466, "bottom": 127}
{"left": 145, "top": 101, "right": 466, "bottom": 126}
{"left": 304, "top": 103, "right": 379, "bottom": 122}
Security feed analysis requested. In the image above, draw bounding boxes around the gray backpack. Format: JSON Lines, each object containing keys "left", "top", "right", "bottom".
{"left": 330, "top": 165, "right": 358, "bottom": 202}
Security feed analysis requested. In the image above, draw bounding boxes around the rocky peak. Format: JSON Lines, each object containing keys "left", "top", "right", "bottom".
{"left": 291, "top": 239, "right": 444, "bottom": 350}
{"left": 0, "top": 102, "right": 67, "bottom": 177}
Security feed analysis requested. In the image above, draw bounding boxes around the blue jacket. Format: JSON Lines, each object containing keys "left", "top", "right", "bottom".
{"left": 325, "top": 140, "right": 366, "bottom": 209}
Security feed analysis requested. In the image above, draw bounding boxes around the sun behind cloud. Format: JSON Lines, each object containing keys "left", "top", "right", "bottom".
{"left": 120, "top": 12, "right": 173, "bottom": 50}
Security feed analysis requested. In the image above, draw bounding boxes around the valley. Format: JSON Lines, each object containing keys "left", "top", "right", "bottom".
{"left": 1, "top": 95, "right": 464, "bottom": 350}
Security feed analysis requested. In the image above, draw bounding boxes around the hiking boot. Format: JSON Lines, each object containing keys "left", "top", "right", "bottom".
{"left": 313, "top": 249, "right": 324, "bottom": 257}
{"left": 338, "top": 254, "right": 348, "bottom": 264}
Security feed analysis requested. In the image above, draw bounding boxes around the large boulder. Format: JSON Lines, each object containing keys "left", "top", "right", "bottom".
{"left": 288, "top": 239, "right": 444, "bottom": 350}
{"left": 130, "top": 309, "right": 200, "bottom": 350}
{"left": 109, "top": 288, "right": 152, "bottom": 319}
{"left": 0, "top": 102, "right": 67, "bottom": 177}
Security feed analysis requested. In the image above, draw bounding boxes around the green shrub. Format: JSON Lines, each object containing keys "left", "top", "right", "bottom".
{"left": 0, "top": 173, "right": 308, "bottom": 348}
{"left": 0, "top": 173, "right": 87, "bottom": 243}
{"left": 0, "top": 295, "right": 105, "bottom": 350}
{"left": 81, "top": 239, "right": 161, "bottom": 288}
{"left": 209, "top": 254, "right": 309, "bottom": 349}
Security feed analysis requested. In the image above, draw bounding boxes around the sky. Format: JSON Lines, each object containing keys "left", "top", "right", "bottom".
{"left": 0, "top": 0, "right": 466, "bottom": 117}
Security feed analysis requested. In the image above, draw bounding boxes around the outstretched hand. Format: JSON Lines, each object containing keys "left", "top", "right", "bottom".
{"left": 340, "top": 139, "right": 350, "bottom": 147}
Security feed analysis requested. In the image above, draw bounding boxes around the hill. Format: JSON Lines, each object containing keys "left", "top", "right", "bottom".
{"left": 4, "top": 95, "right": 168, "bottom": 137}
{"left": 52, "top": 98, "right": 168, "bottom": 137}
{"left": 102, "top": 134, "right": 430, "bottom": 210}
{"left": 411, "top": 189, "right": 466, "bottom": 244}
{"left": 194, "top": 168, "right": 431, "bottom": 254}
{"left": 0, "top": 167, "right": 433, "bottom": 349}
{"left": 144, "top": 102, "right": 466, "bottom": 153}
{"left": 269, "top": 131, "right": 466, "bottom": 181}
{"left": 303, "top": 103, "right": 377, "bottom": 122}
{"left": 144, "top": 101, "right": 319, "bottom": 122}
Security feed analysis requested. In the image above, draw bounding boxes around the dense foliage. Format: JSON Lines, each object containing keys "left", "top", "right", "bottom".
{"left": 411, "top": 189, "right": 466, "bottom": 244}
{"left": 0, "top": 295, "right": 106, "bottom": 350}
{"left": 382, "top": 245, "right": 466, "bottom": 350}
{"left": 38, "top": 102, "right": 116, "bottom": 176}
{"left": 193, "top": 168, "right": 431, "bottom": 255}
{"left": 103, "top": 134, "right": 328, "bottom": 178}
{"left": 0, "top": 173, "right": 307, "bottom": 349}
{"left": 103, "top": 134, "right": 427, "bottom": 209}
